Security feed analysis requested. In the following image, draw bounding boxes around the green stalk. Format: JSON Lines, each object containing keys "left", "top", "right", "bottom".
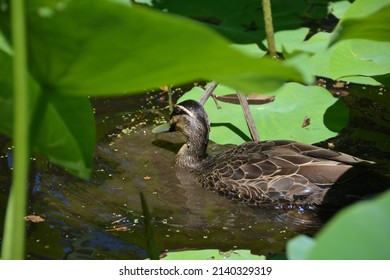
{"left": 262, "top": 0, "right": 277, "bottom": 58}
{"left": 168, "top": 86, "right": 173, "bottom": 113}
{"left": 1, "top": 0, "right": 29, "bottom": 259}
{"left": 140, "top": 193, "right": 159, "bottom": 260}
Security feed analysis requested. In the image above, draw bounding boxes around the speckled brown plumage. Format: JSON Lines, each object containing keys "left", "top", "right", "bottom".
{"left": 153, "top": 99, "right": 388, "bottom": 208}
{"left": 197, "top": 140, "right": 372, "bottom": 207}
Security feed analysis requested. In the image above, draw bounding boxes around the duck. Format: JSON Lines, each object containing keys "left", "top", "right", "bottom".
{"left": 153, "top": 99, "right": 388, "bottom": 209}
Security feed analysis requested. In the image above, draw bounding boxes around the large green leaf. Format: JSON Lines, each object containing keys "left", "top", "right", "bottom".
{"left": 1, "top": 0, "right": 307, "bottom": 180}
{"left": 179, "top": 82, "right": 348, "bottom": 145}
{"left": 0, "top": 47, "right": 94, "bottom": 179}
{"left": 265, "top": 26, "right": 390, "bottom": 85}
{"left": 329, "top": 40, "right": 390, "bottom": 80}
{"left": 328, "top": 1, "right": 351, "bottom": 20}
{"left": 288, "top": 189, "right": 390, "bottom": 259}
{"left": 254, "top": 0, "right": 390, "bottom": 86}
{"left": 319, "top": 0, "right": 390, "bottom": 83}
{"left": 332, "top": 0, "right": 390, "bottom": 43}
{"left": 26, "top": 0, "right": 303, "bottom": 96}
{"left": 32, "top": 95, "right": 95, "bottom": 179}
{"left": 374, "top": 73, "right": 390, "bottom": 88}
{"left": 142, "top": 0, "right": 328, "bottom": 45}
{"left": 286, "top": 235, "right": 315, "bottom": 260}
{"left": 263, "top": 27, "right": 310, "bottom": 55}
{"left": 307, "top": 40, "right": 385, "bottom": 85}
{"left": 0, "top": 31, "right": 13, "bottom": 135}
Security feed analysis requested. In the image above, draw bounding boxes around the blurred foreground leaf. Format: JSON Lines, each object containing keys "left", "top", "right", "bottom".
{"left": 1, "top": 0, "right": 306, "bottom": 179}
{"left": 0, "top": 48, "right": 94, "bottom": 178}
{"left": 143, "top": 0, "right": 328, "bottom": 45}
{"left": 288, "top": 189, "right": 390, "bottom": 259}
{"left": 286, "top": 235, "right": 315, "bottom": 260}
{"left": 31, "top": 94, "right": 95, "bottom": 178}
{"left": 26, "top": 0, "right": 303, "bottom": 96}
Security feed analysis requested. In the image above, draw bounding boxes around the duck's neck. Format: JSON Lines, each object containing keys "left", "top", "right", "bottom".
{"left": 175, "top": 128, "right": 209, "bottom": 171}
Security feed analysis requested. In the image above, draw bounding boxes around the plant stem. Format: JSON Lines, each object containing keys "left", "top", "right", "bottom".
{"left": 1, "top": 0, "right": 29, "bottom": 260}
{"left": 140, "top": 193, "right": 160, "bottom": 260}
{"left": 168, "top": 86, "right": 173, "bottom": 113}
{"left": 199, "top": 81, "right": 218, "bottom": 106}
{"left": 262, "top": 0, "right": 277, "bottom": 58}
{"left": 237, "top": 93, "right": 260, "bottom": 141}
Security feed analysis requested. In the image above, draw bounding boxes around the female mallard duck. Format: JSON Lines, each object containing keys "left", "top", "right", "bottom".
{"left": 153, "top": 99, "right": 388, "bottom": 209}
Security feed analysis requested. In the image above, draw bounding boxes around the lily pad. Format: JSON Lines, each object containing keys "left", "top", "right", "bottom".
{"left": 264, "top": 25, "right": 390, "bottom": 85}
{"left": 262, "top": 27, "right": 310, "bottom": 55}
{"left": 329, "top": 40, "right": 390, "bottom": 80}
{"left": 328, "top": 1, "right": 351, "bottom": 19}
{"left": 179, "top": 82, "right": 348, "bottom": 145}
{"left": 331, "top": 0, "right": 390, "bottom": 43}
{"left": 162, "top": 249, "right": 265, "bottom": 260}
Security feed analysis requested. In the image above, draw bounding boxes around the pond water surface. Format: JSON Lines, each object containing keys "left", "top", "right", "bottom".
{"left": 2, "top": 86, "right": 385, "bottom": 260}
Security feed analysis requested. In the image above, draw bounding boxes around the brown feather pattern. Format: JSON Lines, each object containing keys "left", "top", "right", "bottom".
{"left": 195, "top": 140, "right": 373, "bottom": 206}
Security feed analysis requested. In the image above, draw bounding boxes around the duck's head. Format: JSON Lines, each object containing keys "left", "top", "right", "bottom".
{"left": 152, "top": 100, "right": 210, "bottom": 139}
{"left": 152, "top": 100, "right": 210, "bottom": 169}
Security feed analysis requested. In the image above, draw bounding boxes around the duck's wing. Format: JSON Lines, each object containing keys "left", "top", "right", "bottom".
{"left": 200, "top": 140, "right": 371, "bottom": 206}
{"left": 264, "top": 140, "right": 375, "bottom": 165}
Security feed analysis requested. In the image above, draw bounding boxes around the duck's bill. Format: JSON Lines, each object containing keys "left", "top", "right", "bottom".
{"left": 152, "top": 122, "right": 171, "bottom": 134}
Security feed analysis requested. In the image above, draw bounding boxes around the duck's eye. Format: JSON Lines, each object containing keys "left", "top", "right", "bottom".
{"left": 174, "top": 106, "right": 183, "bottom": 115}
{"left": 170, "top": 106, "right": 184, "bottom": 120}
{"left": 171, "top": 104, "right": 195, "bottom": 119}
{"left": 173, "top": 105, "right": 189, "bottom": 116}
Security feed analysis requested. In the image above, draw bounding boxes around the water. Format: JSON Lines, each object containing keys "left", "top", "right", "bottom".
{"left": 0, "top": 91, "right": 365, "bottom": 260}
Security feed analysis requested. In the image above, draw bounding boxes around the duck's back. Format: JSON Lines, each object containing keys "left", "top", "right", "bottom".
{"left": 197, "top": 140, "right": 383, "bottom": 208}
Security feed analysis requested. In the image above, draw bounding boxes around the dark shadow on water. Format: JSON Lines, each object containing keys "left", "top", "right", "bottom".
{"left": 318, "top": 168, "right": 390, "bottom": 217}
{"left": 151, "top": 139, "right": 183, "bottom": 154}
